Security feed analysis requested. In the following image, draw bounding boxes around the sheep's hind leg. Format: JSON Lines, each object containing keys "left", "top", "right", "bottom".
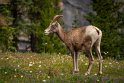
{"left": 85, "top": 49, "right": 94, "bottom": 76}
{"left": 95, "top": 39, "right": 103, "bottom": 75}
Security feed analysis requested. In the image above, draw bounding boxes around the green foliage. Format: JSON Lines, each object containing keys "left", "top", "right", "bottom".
{"left": 0, "top": 27, "right": 15, "bottom": 52}
{"left": 0, "top": 0, "right": 66, "bottom": 53}
{"left": 86, "top": 0, "right": 124, "bottom": 59}
{"left": 29, "top": 0, "right": 67, "bottom": 53}
{"left": 0, "top": 4, "right": 15, "bottom": 52}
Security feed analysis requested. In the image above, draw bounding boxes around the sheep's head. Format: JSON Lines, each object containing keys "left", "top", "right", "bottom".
{"left": 44, "top": 15, "right": 63, "bottom": 35}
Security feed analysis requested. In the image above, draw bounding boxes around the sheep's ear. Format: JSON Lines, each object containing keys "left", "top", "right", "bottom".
{"left": 55, "top": 21, "right": 58, "bottom": 27}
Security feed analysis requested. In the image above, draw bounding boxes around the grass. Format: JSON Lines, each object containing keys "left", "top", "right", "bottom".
{"left": 0, "top": 52, "right": 124, "bottom": 83}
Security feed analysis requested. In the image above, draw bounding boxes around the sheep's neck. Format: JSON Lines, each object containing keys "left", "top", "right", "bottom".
{"left": 56, "top": 24, "right": 67, "bottom": 43}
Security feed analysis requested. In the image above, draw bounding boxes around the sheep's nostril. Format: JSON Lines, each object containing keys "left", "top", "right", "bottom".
{"left": 44, "top": 29, "right": 48, "bottom": 33}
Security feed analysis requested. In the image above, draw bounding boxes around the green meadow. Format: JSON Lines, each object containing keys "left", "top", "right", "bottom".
{"left": 0, "top": 52, "right": 124, "bottom": 83}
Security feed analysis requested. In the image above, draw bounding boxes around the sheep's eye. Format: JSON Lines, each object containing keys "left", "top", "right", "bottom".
{"left": 50, "top": 25, "right": 56, "bottom": 31}
{"left": 51, "top": 25, "right": 55, "bottom": 29}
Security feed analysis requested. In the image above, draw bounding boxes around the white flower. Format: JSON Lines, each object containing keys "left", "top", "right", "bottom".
{"left": 39, "top": 61, "right": 42, "bottom": 63}
{"left": 104, "top": 52, "right": 107, "bottom": 55}
{"left": 30, "top": 71, "right": 32, "bottom": 73}
{"left": 15, "top": 69, "right": 17, "bottom": 71}
{"left": 105, "top": 65, "right": 107, "bottom": 68}
{"left": 109, "top": 62, "right": 112, "bottom": 65}
{"left": 60, "top": 73, "right": 64, "bottom": 76}
{"left": 17, "top": 65, "right": 20, "bottom": 67}
{"left": 81, "top": 59, "right": 83, "bottom": 62}
{"left": 97, "top": 79, "right": 99, "bottom": 81}
{"left": 5, "top": 72, "right": 7, "bottom": 74}
{"left": 29, "top": 63, "right": 33, "bottom": 67}
{"left": 38, "top": 65, "right": 41, "bottom": 67}
{"left": 47, "top": 76, "right": 50, "bottom": 79}
{"left": 14, "top": 75, "right": 17, "bottom": 77}
{"left": 42, "top": 80, "right": 46, "bottom": 82}
{"left": 84, "top": 63, "right": 88, "bottom": 66}
{"left": 21, "top": 75, "right": 23, "bottom": 78}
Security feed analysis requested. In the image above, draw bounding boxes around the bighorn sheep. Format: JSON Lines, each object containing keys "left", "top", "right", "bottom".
{"left": 44, "top": 15, "right": 103, "bottom": 75}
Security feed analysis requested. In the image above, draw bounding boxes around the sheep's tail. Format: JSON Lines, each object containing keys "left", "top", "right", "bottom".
{"left": 93, "top": 26, "right": 102, "bottom": 36}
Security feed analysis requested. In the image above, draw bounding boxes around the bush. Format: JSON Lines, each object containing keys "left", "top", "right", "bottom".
{"left": 0, "top": 27, "right": 15, "bottom": 52}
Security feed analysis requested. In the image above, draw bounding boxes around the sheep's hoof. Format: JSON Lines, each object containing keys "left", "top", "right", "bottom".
{"left": 73, "top": 70, "right": 79, "bottom": 74}
{"left": 84, "top": 72, "right": 90, "bottom": 76}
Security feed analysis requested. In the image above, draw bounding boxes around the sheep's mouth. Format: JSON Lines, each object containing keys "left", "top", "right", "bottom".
{"left": 44, "top": 31, "right": 50, "bottom": 35}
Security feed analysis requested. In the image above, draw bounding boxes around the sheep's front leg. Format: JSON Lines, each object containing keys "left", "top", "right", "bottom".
{"left": 71, "top": 51, "right": 79, "bottom": 74}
